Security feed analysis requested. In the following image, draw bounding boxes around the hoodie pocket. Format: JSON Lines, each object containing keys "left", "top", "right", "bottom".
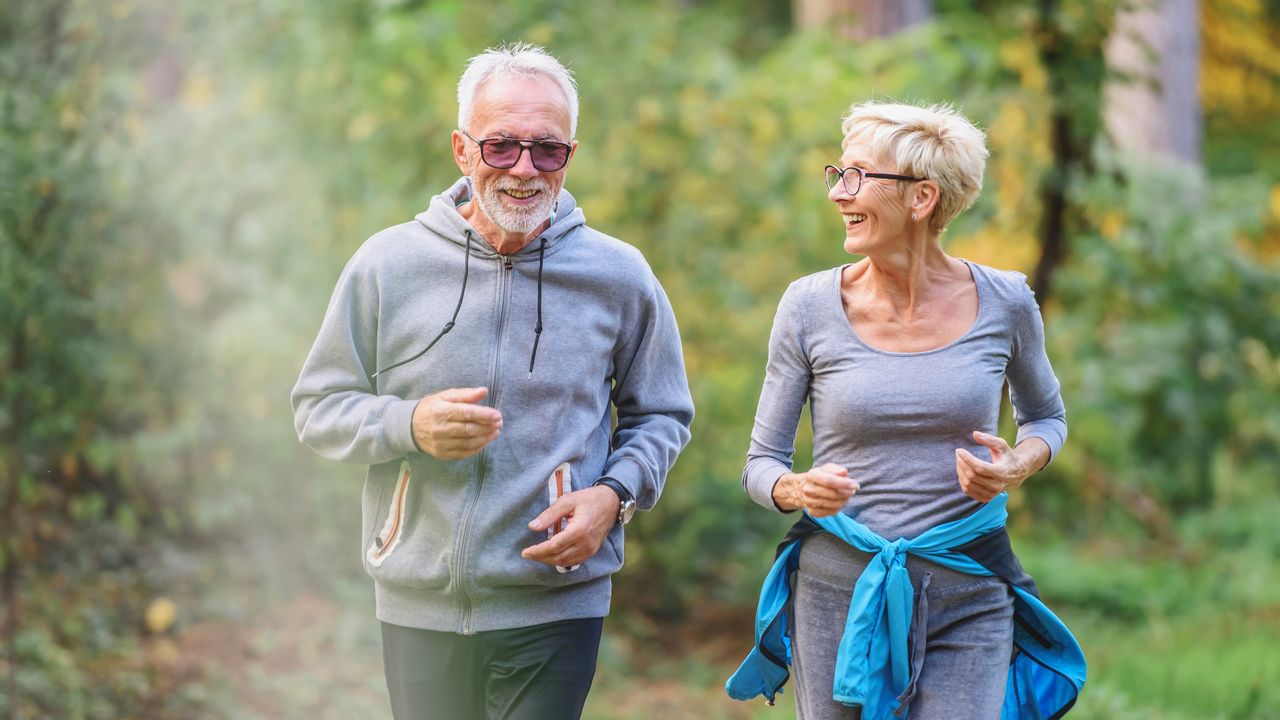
{"left": 367, "top": 459, "right": 411, "bottom": 568}
{"left": 546, "top": 462, "right": 580, "bottom": 574}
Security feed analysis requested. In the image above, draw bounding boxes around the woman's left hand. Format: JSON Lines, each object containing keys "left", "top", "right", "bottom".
{"left": 955, "top": 431, "right": 1036, "bottom": 503}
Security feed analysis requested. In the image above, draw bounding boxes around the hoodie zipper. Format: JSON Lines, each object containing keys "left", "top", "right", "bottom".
{"left": 452, "top": 252, "right": 514, "bottom": 635}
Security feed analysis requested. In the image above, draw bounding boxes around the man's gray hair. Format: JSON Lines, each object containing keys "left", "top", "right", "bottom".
{"left": 457, "top": 43, "right": 579, "bottom": 137}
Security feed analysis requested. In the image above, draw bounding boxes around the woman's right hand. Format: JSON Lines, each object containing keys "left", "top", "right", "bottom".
{"left": 771, "top": 463, "right": 858, "bottom": 517}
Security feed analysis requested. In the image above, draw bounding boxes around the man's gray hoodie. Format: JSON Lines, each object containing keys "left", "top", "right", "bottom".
{"left": 291, "top": 178, "right": 694, "bottom": 634}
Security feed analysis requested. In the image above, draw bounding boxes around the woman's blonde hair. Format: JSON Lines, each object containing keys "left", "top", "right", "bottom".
{"left": 841, "top": 101, "right": 988, "bottom": 233}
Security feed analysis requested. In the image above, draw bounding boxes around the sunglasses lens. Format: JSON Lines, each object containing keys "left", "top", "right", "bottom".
{"left": 476, "top": 137, "right": 569, "bottom": 171}
{"left": 530, "top": 142, "right": 570, "bottom": 171}
{"left": 481, "top": 140, "right": 523, "bottom": 168}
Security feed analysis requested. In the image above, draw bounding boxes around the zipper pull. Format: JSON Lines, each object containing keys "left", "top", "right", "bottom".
{"left": 501, "top": 254, "right": 513, "bottom": 270}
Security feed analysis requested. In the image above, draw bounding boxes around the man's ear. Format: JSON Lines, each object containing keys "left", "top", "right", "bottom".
{"left": 451, "top": 130, "right": 471, "bottom": 174}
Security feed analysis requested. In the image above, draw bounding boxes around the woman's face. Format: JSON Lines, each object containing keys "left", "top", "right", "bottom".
{"left": 829, "top": 135, "right": 913, "bottom": 257}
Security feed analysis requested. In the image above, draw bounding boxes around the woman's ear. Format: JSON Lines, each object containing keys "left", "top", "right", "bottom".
{"left": 911, "top": 180, "right": 941, "bottom": 223}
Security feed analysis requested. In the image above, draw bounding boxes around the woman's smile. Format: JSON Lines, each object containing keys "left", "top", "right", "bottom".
{"left": 842, "top": 212, "right": 868, "bottom": 228}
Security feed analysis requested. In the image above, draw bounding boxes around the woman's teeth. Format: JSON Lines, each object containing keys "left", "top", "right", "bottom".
{"left": 843, "top": 213, "right": 867, "bottom": 224}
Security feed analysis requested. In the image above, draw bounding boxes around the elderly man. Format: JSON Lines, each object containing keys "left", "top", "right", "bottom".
{"left": 291, "top": 43, "right": 694, "bottom": 719}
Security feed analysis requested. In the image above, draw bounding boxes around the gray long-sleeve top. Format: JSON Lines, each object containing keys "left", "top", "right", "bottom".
{"left": 743, "top": 260, "right": 1066, "bottom": 540}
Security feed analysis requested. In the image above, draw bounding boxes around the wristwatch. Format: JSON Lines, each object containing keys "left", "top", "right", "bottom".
{"left": 593, "top": 478, "right": 637, "bottom": 526}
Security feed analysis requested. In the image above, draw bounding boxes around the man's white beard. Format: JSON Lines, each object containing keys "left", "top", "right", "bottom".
{"left": 475, "top": 178, "right": 556, "bottom": 235}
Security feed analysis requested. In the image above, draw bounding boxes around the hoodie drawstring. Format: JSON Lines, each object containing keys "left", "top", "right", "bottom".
{"left": 528, "top": 237, "right": 546, "bottom": 376}
{"left": 371, "top": 229, "right": 473, "bottom": 380}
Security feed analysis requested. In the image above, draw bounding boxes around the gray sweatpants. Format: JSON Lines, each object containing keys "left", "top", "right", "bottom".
{"left": 791, "top": 533, "right": 1014, "bottom": 720}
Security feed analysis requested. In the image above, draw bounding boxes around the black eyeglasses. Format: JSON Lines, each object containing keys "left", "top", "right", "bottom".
{"left": 461, "top": 130, "right": 573, "bottom": 172}
{"left": 824, "top": 165, "right": 926, "bottom": 196}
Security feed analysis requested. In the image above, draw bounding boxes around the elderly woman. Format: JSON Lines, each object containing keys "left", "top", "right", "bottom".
{"left": 726, "top": 102, "right": 1085, "bottom": 719}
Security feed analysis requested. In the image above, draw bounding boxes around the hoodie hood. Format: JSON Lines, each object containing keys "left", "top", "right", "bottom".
{"left": 415, "top": 177, "right": 586, "bottom": 262}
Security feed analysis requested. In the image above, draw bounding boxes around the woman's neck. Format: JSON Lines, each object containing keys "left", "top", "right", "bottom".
{"left": 855, "top": 241, "right": 956, "bottom": 318}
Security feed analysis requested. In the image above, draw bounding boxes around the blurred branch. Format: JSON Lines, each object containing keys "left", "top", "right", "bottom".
{"left": 3, "top": 317, "right": 26, "bottom": 720}
{"left": 1030, "top": 0, "right": 1112, "bottom": 302}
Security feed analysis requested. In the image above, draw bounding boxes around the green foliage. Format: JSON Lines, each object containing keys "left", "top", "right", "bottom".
{"left": 1039, "top": 155, "right": 1280, "bottom": 528}
{"left": 4, "top": 0, "right": 1280, "bottom": 717}
{"left": 1, "top": 2, "right": 205, "bottom": 717}
{"left": 1016, "top": 536, "right": 1280, "bottom": 719}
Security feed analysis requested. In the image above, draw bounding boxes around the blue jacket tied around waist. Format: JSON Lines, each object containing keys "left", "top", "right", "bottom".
{"left": 725, "top": 495, "right": 1085, "bottom": 719}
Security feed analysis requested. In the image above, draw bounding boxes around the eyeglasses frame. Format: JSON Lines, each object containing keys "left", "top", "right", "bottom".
{"left": 460, "top": 130, "right": 574, "bottom": 172}
{"left": 824, "top": 164, "right": 926, "bottom": 196}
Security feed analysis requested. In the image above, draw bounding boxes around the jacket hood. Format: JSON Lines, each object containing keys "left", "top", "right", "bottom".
{"left": 414, "top": 177, "right": 586, "bottom": 262}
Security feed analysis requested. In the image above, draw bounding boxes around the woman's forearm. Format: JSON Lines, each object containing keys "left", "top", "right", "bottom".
{"left": 1012, "top": 437, "right": 1052, "bottom": 482}
{"left": 771, "top": 472, "right": 804, "bottom": 511}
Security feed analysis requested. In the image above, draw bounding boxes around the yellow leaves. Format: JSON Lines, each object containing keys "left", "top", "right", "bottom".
{"left": 525, "top": 22, "right": 555, "bottom": 47}
{"left": 678, "top": 84, "right": 710, "bottom": 135}
{"left": 948, "top": 230, "right": 1039, "bottom": 274}
{"left": 1269, "top": 185, "right": 1280, "bottom": 224}
{"left": 381, "top": 72, "right": 409, "bottom": 98}
{"left": 1202, "top": 0, "right": 1280, "bottom": 114}
{"left": 180, "top": 72, "right": 215, "bottom": 111}
{"left": 346, "top": 112, "right": 379, "bottom": 142}
{"left": 678, "top": 175, "right": 714, "bottom": 207}
{"left": 587, "top": 191, "right": 623, "bottom": 225}
{"left": 59, "top": 106, "right": 81, "bottom": 131}
{"left": 634, "top": 96, "right": 664, "bottom": 130}
{"left": 997, "top": 38, "right": 1046, "bottom": 93}
{"left": 1100, "top": 211, "right": 1126, "bottom": 240}
{"left": 36, "top": 177, "right": 55, "bottom": 197}
{"left": 756, "top": 206, "right": 787, "bottom": 237}
{"left": 149, "top": 638, "right": 182, "bottom": 668}
{"left": 751, "top": 110, "right": 782, "bottom": 147}
{"left": 994, "top": 99, "right": 1028, "bottom": 138}
{"left": 145, "top": 597, "right": 177, "bottom": 634}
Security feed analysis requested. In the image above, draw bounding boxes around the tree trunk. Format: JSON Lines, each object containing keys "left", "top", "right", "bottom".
{"left": 3, "top": 330, "right": 24, "bottom": 720}
{"left": 1029, "top": 0, "right": 1115, "bottom": 304}
{"left": 793, "top": 0, "right": 932, "bottom": 39}
{"left": 1104, "top": 0, "right": 1203, "bottom": 164}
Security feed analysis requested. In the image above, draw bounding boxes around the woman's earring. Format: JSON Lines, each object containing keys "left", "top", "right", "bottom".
{"left": 912, "top": 212, "right": 918, "bottom": 222}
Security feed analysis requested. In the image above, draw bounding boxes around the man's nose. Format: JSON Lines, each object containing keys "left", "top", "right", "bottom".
{"left": 508, "top": 146, "right": 539, "bottom": 179}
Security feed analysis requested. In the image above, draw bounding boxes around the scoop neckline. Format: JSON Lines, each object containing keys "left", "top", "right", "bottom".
{"left": 831, "top": 258, "right": 985, "bottom": 357}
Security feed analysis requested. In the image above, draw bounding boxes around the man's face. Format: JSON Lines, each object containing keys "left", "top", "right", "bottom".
{"left": 453, "top": 75, "right": 576, "bottom": 237}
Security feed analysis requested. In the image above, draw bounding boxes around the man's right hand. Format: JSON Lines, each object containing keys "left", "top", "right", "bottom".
{"left": 411, "top": 387, "right": 503, "bottom": 459}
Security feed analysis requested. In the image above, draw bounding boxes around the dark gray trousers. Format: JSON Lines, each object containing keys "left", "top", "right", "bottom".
{"left": 381, "top": 617, "right": 602, "bottom": 720}
{"left": 791, "top": 533, "right": 1014, "bottom": 720}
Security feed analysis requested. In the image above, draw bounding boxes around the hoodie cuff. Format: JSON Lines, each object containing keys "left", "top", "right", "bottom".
{"left": 384, "top": 398, "right": 421, "bottom": 456}
{"left": 601, "top": 457, "right": 649, "bottom": 510}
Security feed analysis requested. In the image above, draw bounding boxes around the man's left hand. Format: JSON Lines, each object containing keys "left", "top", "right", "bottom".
{"left": 523, "top": 485, "right": 620, "bottom": 568}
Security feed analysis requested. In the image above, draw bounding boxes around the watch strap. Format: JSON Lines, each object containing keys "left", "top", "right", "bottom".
{"left": 593, "top": 477, "right": 633, "bottom": 503}
{"left": 593, "top": 477, "right": 635, "bottom": 525}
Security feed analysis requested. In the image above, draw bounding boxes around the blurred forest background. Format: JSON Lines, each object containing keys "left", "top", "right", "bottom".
{"left": 3, "top": 0, "right": 1280, "bottom": 718}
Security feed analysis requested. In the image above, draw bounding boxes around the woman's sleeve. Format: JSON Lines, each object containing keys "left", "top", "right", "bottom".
{"left": 742, "top": 284, "right": 814, "bottom": 512}
{"left": 1007, "top": 282, "right": 1067, "bottom": 463}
